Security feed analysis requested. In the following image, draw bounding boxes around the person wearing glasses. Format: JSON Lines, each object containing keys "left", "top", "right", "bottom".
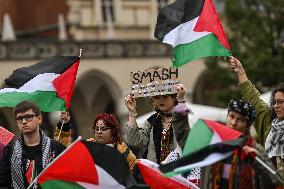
{"left": 0, "top": 100, "right": 66, "bottom": 189}
{"left": 230, "top": 56, "right": 284, "bottom": 178}
{"left": 87, "top": 113, "right": 137, "bottom": 172}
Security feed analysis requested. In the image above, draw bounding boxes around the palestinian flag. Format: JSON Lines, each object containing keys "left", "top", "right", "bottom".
{"left": 137, "top": 159, "right": 198, "bottom": 189}
{"left": 160, "top": 119, "right": 244, "bottom": 177}
{"left": 0, "top": 126, "right": 14, "bottom": 145}
{"left": 154, "top": 0, "right": 231, "bottom": 67}
{"left": 35, "top": 140, "right": 145, "bottom": 189}
{"left": 0, "top": 56, "right": 79, "bottom": 112}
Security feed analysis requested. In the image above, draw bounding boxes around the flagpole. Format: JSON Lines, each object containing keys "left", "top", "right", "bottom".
{"left": 56, "top": 120, "right": 65, "bottom": 141}
{"left": 27, "top": 136, "right": 82, "bottom": 189}
{"left": 255, "top": 156, "right": 277, "bottom": 175}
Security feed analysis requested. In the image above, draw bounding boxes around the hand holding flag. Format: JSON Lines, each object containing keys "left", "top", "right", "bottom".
{"left": 242, "top": 145, "right": 257, "bottom": 163}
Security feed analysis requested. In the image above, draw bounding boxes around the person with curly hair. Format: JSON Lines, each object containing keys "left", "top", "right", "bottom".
{"left": 87, "top": 113, "right": 137, "bottom": 172}
{"left": 230, "top": 56, "right": 284, "bottom": 177}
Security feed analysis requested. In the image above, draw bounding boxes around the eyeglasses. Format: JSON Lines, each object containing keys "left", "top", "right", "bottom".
{"left": 273, "top": 99, "right": 284, "bottom": 106}
{"left": 15, "top": 114, "right": 38, "bottom": 123}
{"left": 94, "top": 126, "right": 112, "bottom": 132}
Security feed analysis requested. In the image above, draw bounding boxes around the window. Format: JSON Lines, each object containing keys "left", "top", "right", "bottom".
{"left": 157, "top": 0, "right": 169, "bottom": 10}
{"left": 101, "top": 0, "right": 115, "bottom": 22}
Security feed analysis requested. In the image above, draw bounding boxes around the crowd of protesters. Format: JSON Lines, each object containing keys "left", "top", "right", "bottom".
{"left": 172, "top": 99, "right": 282, "bottom": 188}
{"left": 0, "top": 58, "right": 284, "bottom": 189}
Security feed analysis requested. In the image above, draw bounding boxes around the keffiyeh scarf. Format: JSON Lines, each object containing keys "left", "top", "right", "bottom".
{"left": 265, "top": 118, "right": 284, "bottom": 158}
{"left": 162, "top": 148, "right": 201, "bottom": 184}
{"left": 11, "top": 131, "right": 52, "bottom": 189}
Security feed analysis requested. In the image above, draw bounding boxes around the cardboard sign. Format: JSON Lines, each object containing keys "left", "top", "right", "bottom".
{"left": 0, "top": 126, "right": 14, "bottom": 145}
{"left": 130, "top": 67, "right": 179, "bottom": 98}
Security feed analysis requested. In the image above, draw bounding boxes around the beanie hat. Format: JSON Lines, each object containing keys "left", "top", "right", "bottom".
{"left": 227, "top": 99, "right": 256, "bottom": 124}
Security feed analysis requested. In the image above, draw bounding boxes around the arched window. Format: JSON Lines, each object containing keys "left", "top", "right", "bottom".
{"left": 101, "top": 0, "right": 115, "bottom": 23}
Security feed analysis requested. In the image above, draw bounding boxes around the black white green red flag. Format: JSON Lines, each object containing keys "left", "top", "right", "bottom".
{"left": 160, "top": 119, "right": 244, "bottom": 177}
{"left": 154, "top": 0, "right": 231, "bottom": 67}
{"left": 32, "top": 140, "right": 146, "bottom": 189}
{"left": 137, "top": 159, "right": 198, "bottom": 189}
{"left": 0, "top": 126, "right": 14, "bottom": 145}
{"left": 0, "top": 56, "right": 80, "bottom": 112}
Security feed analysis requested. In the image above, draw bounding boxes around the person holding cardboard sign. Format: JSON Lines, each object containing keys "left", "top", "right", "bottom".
{"left": 124, "top": 84, "right": 186, "bottom": 164}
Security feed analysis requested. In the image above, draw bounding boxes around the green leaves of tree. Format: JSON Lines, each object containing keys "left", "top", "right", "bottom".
{"left": 200, "top": 0, "right": 284, "bottom": 106}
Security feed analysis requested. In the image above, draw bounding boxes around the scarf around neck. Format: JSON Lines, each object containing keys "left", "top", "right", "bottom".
{"left": 147, "top": 113, "right": 173, "bottom": 164}
{"left": 265, "top": 118, "right": 284, "bottom": 158}
{"left": 11, "top": 130, "right": 51, "bottom": 189}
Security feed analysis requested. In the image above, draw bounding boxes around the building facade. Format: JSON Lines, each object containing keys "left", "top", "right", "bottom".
{"left": 0, "top": 0, "right": 224, "bottom": 138}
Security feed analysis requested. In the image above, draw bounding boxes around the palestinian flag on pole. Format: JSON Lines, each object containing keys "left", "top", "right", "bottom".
{"left": 32, "top": 139, "right": 145, "bottom": 189}
{"left": 0, "top": 56, "right": 80, "bottom": 112}
{"left": 154, "top": 0, "right": 231, "bottom": 67}
{"left": 137, "top": 159, "right": 198, "bottom": 189}
{"left": 160, "top": 119, "right": 244, "bottom": 177}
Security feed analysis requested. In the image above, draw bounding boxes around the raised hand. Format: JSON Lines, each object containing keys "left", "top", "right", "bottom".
{"left": 242, "top": 145, "right": 257, "bottom": 156}
{"left": 124, "top": 94, "right": 137, "bottom": 114}
{"left": 176, "top": 84, "right": 186, "bottom": 103}
{"left": 242, "top": 145, "right": 257, "bottom": 163}
{"left": 229, "top": 56, "right": 248, "bottom": 83}
{"left": 60, "top": 111, "right": 70, "bottom": 123}
{"left": 229, "top": 56, "right": 245, "bottom": 75}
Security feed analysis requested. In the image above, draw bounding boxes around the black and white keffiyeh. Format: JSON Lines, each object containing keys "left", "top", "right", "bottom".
{"left": 265, "top": 118, "right": 284, "bottom": 158}
{"left": 11, "top": 131, "right": 51, "bottom": 189}
{"left": 162, "top": 148, "right": 181, "bottom": 164}
{"left": 162, "top": 148, "right": 201, "bottom": 180}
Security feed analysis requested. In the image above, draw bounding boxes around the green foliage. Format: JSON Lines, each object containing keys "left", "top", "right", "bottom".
{"left": 200, "top": 57, "right": 241, "bottom": 107}
{"left": 202, "top": 0, "right": 284, "bottom": 106}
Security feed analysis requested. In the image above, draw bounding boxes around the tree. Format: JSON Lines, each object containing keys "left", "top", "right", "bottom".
{"left": 199, "top": 0, "right": 284, "bottom": 107}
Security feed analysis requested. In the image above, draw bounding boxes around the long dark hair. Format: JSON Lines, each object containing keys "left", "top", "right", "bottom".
{"left": 92, "top": 113, "right": 122, "bottom": 144}
{"left": 269, "top": 82, "right": 284, "bottom": 119}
